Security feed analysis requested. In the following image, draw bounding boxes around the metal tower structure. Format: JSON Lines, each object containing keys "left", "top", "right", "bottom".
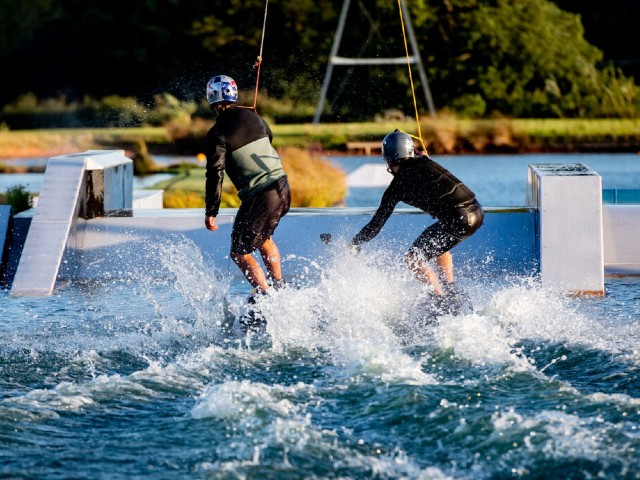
{"left": 313, "top": 0, "right": 436, "bottom": 124}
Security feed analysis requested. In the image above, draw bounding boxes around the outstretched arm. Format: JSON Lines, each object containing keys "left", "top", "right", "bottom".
{"left": 351, "top": 187, "right": 398, "bottom": 246}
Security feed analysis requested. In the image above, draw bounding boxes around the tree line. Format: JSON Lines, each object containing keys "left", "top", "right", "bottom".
{"left": 1, "top": 0, "right": 639, "bottom": 123}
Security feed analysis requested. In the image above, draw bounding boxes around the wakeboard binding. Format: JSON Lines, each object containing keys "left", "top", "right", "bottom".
{"left": 239, "top": 293, "right": 268, "bottom": 335}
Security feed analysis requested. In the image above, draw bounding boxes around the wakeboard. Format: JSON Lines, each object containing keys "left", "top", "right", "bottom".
{"left": 410, "top": 286, "right": 473, "bottom": 324}
{"left": 240, "top": 314, "right": 272, "bottom": 349}
{"left": 220, "top": 295, "right": 272, "bottom": 349}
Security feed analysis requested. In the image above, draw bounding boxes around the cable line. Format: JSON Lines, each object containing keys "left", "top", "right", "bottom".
{"left": 397, "top": 0, "right": 426, "bottom": 151}
{"left": 252, "top": 0, "right": 269, "bottom": 111}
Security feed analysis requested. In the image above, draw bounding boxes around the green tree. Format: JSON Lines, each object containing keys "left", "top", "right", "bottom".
{"left": 1, "top": 0, "right": 639, "bottom": 119}
{"left": 0, "top": 0, "right": 206, "bottom": 105}
{"left": 551, "top": 0, "right": 640, "bottom": 84}
{"left": 0, "top": 0, "right": 61, "bottom": 55}
{"left": 191, "top": 0, "right": 338, "bottom": 107}
{"left": 190, "top": 0, "right": 640, "bottom": 119}
{"left": 422, "top": 0, "right": 640, "bottom": 117}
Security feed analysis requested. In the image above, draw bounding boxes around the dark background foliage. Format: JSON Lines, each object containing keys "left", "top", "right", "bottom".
{"left": 1, "top": 0, "right": 639, "bottom": 121}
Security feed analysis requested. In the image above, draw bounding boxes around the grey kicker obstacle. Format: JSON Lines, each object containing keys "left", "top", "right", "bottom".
{"left": 10, "top": 150, "right": 132, "bottom": 296}
{"left": 527, "top": 163, "right": 605, "bottom": 295}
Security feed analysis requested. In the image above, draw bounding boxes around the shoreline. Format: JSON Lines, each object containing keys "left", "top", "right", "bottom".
{"left": 5, "top": 146, "right": 640, "bottom": 160}
{"left": 2, "top": 119, "right": 640, "bottom": 160}
{"left": 1, "top": 147, "right": 638, "bottom": 162}
{"left": 1, "top": 137, "right": 639, "bottom": 163}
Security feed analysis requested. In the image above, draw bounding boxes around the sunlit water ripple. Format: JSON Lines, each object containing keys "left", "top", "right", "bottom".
{"left": 2, "top": 153, "right": 640, "bottom": 478}
{"left": 1, "top": 237, "right": 639, "bottom": 479}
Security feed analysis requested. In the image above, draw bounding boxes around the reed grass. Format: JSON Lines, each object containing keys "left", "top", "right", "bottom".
{"left": 152, "top": 148, "right": 347, "bottom": 208}
{"left": 279, "top": 147, "right": 347, "bottom": 207}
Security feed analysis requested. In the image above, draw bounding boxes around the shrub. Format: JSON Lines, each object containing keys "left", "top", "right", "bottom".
{"left": 162, "top": 190, "right": 205, "bottom": 209}
{"left": 450, "top": 94, "right": 487, "bottom": 118}
{"left": 279, "top": 148, "right": 347, "bottom": 207}
{"left": 131, "top": 138, "right": 157, "bottom": 175}
{"left": 253, "top": 92, "right": 317, "bottom": 124}
{"left": 0, "top": 163, "right": 24, "bottom": 173}
{"left": 0, "top": 93, "right": 198, "bottom": 130}
{"left": 162, "top": 189, "right": 241, "bottom": 209}
{"left": 145, "top": 93, "right": 197, "bottom": 129}
{"left": 156, "top": 148, "right": 346, "bottom": 209}
{"left": 91, "top": 95, "right": 146, "bottom": 127}
{"left": 4, "top": 184, "right": 32, "bottom": 214}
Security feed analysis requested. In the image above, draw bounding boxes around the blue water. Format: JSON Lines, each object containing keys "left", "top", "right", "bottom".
{"left": 328, "top": 153, "right": 640, "bottom": 207}
{"left": 2, "top": 152, "right": 640, "bottom": 207}
{"left": 1, "top": 153, "right": 640, "bottom": 479}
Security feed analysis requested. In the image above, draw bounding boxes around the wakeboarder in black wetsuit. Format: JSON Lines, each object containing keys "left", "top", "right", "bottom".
{"left": 351, "top": 130, "right": 483, "bottom": 311}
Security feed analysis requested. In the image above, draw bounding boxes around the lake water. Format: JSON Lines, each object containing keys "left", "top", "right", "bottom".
{"left": 2, "top": 152, "right": 640, "bottom": 207}
{"left": 328, "top": 152, "right": 640, "bottom": 207}
{"left": 1, "top": 153, "right": 640, "bottom": 479}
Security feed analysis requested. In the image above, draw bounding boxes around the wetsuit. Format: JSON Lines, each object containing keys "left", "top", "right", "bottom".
{"left": 206, "top": 105, "right": 291, "bottom": 255}
{"left": 351, "top": 154, "right": 483, "bottom": 259}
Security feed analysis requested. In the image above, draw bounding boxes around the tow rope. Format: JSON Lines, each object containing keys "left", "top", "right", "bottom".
{"left": 251, "top": 0, "right": 269, "bottom": 111}
{"left": 397, "top": 0, "right": 427, "bottom": 151}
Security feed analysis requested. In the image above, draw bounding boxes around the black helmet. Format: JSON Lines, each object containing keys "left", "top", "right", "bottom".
{"left": 382, "top": 130, "right": 415, "bottom": 165}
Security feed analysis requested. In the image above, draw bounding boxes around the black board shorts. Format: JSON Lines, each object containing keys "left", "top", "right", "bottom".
{"left": 231, "top": 176, "right": 291, "bottom": 255}
{"left": 410, "top": 199, "right": 484, "bottom": 259}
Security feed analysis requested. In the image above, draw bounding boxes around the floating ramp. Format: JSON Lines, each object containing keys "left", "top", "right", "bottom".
{"left": 0, "top": 205, "right": 12, "bottom": 285}
{"left": 10, "top": 150, "right": 132, "bottom": 296}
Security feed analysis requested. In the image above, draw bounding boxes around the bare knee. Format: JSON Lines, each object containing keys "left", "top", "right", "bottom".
{"left": 231, "top": 250, "right": 252, "bottom": 267}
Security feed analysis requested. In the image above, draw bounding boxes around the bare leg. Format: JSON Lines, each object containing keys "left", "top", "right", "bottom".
{"left": 231, "top": 251, "right": 270, "bottom": 293}
{"left": 435, "top": 251, "right": 454, "bottom": 284}
{"left": 257, "top": 237, "right": 283, "bottom": 284}
{"left": 405, "top": 251, "right": 443, "bottom": 294}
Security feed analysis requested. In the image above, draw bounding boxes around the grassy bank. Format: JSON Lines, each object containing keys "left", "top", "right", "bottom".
{"left": 1, "top": 118, "right": 639, "bottom": 160}
{"left": 0, "top": 128, "right": 173, "bottom": 159}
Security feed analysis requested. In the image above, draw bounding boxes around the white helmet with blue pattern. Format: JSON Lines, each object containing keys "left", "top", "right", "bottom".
{"left": 206, "top": 75, "right": 238, "bottom": 105}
